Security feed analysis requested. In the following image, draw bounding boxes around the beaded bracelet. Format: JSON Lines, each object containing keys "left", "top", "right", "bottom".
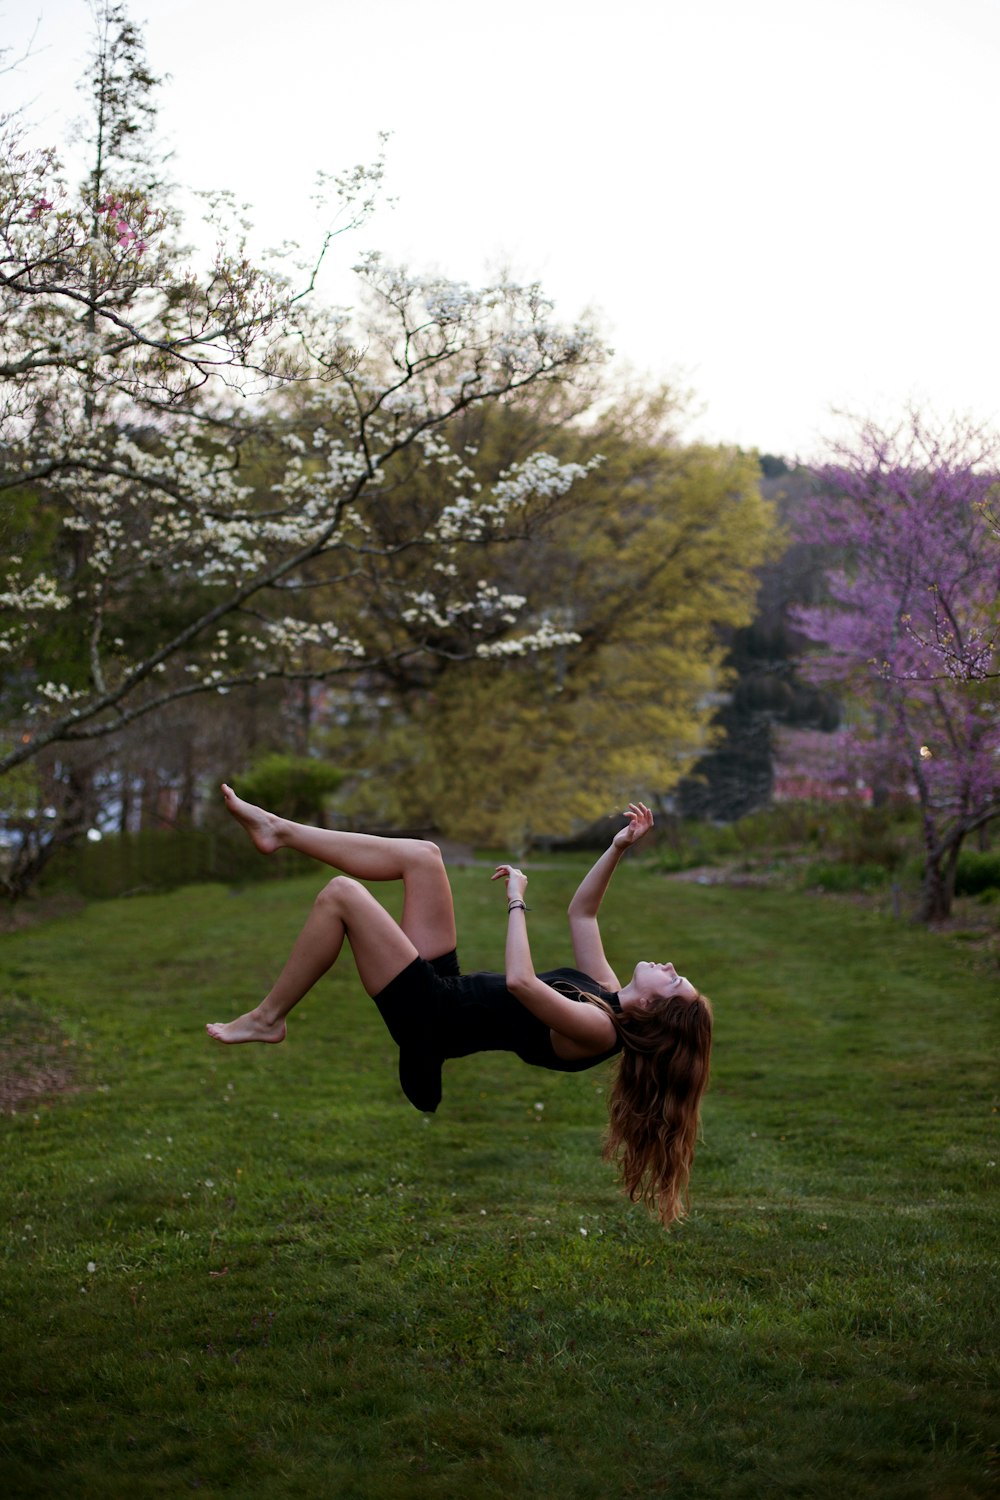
{"left": 507, "top": 900, "right": 529, "bottom": 913}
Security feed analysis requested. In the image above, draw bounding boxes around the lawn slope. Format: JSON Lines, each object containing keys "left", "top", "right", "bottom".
{"left": 2, "top": 862, "right": 998, "bottom": 1498}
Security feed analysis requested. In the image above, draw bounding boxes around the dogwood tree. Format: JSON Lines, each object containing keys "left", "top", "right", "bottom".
{"left": 0, "top": 4, "right": 602, "bottom": 890}
{"left": 792, "top": 414, "right": 1000, "bottom": 921}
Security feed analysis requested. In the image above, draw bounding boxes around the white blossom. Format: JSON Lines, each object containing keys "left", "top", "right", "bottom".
{"left": 0, "top": 575, "right": 70, "bottom": 611}
{"left": 476, "top": 621, "right": 581, "bottom": 659}
{"left": 0, "top": 118, "right": 606, "bottom": 777}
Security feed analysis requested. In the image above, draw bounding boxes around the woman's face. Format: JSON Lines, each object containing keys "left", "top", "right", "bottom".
{"left": 623, "top": 961, "right": 698, "bottom": 1011}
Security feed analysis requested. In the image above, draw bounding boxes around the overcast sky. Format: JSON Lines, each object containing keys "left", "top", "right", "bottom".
{"left": 8, "top": 0, "right": 1000, "bottom": 458}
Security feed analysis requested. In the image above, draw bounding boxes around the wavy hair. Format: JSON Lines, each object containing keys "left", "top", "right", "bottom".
{"left": 594, "top": 990, "right": 713, "bottom": 1227}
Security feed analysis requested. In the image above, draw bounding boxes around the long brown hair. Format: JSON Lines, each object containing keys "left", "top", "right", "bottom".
{"left": 595, "top": 990, "right": 713, "bottom": 1227}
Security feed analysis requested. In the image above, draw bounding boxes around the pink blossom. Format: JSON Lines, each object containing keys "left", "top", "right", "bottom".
{"left": 791, "top": 412, "right": 1000, "bottom": 919}
{"left": 27, "top": 197, "right": 53, "bottom": 219}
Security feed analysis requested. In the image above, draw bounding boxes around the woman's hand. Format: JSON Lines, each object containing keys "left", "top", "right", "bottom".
{"left": 612, "top": 801, "right": 654, "bottom": 851}
{"left": 492, "top": 863, "right": 528, "bottom": 904}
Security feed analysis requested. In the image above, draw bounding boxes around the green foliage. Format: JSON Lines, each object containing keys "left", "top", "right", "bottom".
{"left": 234, "top": 754, "right": 346, "bottom": 825}
{"left": 39, "top": 827, "right": 272, "bottom": 899}
{"left": 0, "top": 485, "right": 92, "bottom": 699}
{"left": 652, "top": 801, "right": 918, "bottom": 876}
{"left": 0, "top": 743, "right": 41, "bottom": 819}
{"left": 833, "top": 805, "right": 914, "bottom": 870}
{"left": 955, "top": 849, "right": 1000, "bottom": 896}
{"left": 1, "top": 868, "right": 997, "bottom": 1496}
{"left": 679, "top": 462, "right": 843, "bottom": 822}
{"left": 653, "top": 819, "right": 744, "bottom": 871}
{"left": 333, "top": 389, "right": 778, "bottom": 845}
{"left": 804, "top": 860, "right": 890, "bottom": 892}
{"left": 751, "top": 800, "right": 915, "bottom": 862}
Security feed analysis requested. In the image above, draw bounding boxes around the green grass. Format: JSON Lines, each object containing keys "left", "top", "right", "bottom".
{"left": 2, "top": 860, "right": 998, "bottom": 1498}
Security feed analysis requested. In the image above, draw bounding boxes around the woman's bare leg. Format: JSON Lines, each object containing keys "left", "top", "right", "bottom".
{"left": 206, "top": 876, "right": 420, "bottom": 1044}
{"left": 221, "top": 783, "right": 457, "bottom": 958}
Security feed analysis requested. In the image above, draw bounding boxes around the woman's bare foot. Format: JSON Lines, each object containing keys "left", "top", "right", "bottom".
{"left": 206, "top": 1008, "right": 287, "bottom": 1045}
{"left": 221, "top": 783, "right": 283, "bottom": 855}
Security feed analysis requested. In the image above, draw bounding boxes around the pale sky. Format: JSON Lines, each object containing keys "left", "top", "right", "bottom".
{"left": 7, "top": 0, "right": 1000, "bottom": 458}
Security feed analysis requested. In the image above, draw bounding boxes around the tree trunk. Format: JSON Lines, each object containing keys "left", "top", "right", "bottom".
{"left": 118, "top": 775, "right": 130, "bottom": 835}
{"left": 140, "top": 769, "right": 160, "bottom": 830}
{"left": 916, "top": 836, "right": 961, "bottom": 923}
{"left": 177, "top": 744, "right": 195, "bottom": 829}
{"left": 916, "top": 857, "right": 952, "bottom": 923}
{"left": 297, "top": 679, "right": 312, "bottom": 756}
{"left": 2, "top": 768, "right": 92, "bottom": 902}
{"left": 1, "top": 832, "right": 58, "bottom": 903}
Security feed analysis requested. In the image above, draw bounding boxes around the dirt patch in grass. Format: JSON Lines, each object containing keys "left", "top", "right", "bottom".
{"left": 668, "top": 861, "right": 998, "bottom": 930}
{"left": 665, "top": 861, "right": 798, "bottom": 888}
{"left": 0, "top": 994, "right": 80, "bottom": 1114}
{"left": 0, "top": 891, "right": 87, "bottom": 934}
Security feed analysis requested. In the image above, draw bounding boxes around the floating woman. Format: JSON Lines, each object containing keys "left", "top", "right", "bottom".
{"left": 207, "top": 788, "right": 713, "bottom": 1226}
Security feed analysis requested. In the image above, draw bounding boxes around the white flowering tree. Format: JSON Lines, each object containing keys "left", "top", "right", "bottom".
{"left": 0, "top": 4, "right": 601, "bottom": 893}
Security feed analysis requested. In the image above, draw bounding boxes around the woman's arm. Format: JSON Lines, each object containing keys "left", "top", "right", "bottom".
{"left": 567, "top": 802, "right": 654, "bottom": 988}
{"left": 491, "top": 864, "right": 617, "bottom": 1052}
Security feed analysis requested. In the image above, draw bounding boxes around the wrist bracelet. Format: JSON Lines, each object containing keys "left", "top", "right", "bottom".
{"left": 507, "top": 900, "right": 529, "bottom": 913}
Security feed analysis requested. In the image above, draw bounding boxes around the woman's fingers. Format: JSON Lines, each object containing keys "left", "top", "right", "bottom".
{"left": 622, "top": 802, "right": 653, "bottom": 838}
{"left": 493, "top": 863, "right": 527, "bottom": 904}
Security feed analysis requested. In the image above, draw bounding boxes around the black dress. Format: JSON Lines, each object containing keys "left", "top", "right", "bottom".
{"left": 372, "top": 950, "right": 623, "bottom": 1112}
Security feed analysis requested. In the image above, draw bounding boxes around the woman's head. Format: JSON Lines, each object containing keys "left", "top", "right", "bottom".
{"left": 620, "top": 960, "right": 698, "bottom": 1012}
{"left": 600, "top": 977, "right": 713, "bottom": 1228}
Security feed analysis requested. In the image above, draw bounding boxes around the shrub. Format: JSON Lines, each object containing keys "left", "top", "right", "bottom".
{"left": 734, "top": 803, "right": 828, "bottom": 849}
{"left": 234, "top": 754, "right": 346, "bottom": 825}
{"left": 804, "top": 860, "right": 889, "bottom": 893}
{"left": 652, "top": 819, "right": 742, "bottom": 872}
{"left": 732, "top": 801, "right": 916, "bottom": 869}
{"left": 954, "top": 849, "right": 1000, "bottom": 896}
{"left": 39, "top": 826, "right": 277, "bottom": 899}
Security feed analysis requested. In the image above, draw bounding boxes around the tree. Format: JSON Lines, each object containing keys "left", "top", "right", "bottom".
{"left": 324, "top": 389, "right": 777, "bottom": 846}
{"left": 791, "top": 414, "right": 1000, "bottom": 922}
{"left": 0, "top": 2, "right": 603, "bottom": 894}
{"left": 677, "top": 461, "right": 840, "bottom": 822}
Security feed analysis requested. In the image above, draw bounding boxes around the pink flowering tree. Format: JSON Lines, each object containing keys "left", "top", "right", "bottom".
{"left": 792, "top": 414, "right": 1000, "bottom": 921}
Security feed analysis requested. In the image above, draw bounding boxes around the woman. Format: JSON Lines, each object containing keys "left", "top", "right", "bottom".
{"left": 207, "top": 788, "right": 713, "bottom": 1226}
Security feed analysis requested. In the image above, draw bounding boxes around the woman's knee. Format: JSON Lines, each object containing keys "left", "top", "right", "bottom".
{"left": 315, "top": 875, "right": 363, "bottom": 912}
{"left": 402, "top": 838, "right": 445, "bottom": 873}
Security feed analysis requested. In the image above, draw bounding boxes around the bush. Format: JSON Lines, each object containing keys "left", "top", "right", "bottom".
{"left": 651, "top": 801, "right": 918, "bottom": 876}
{"left": 804, "top": 860, "right": 889, "bottom": 893}
{"left": 734, "top": 803, "right": 829, "bottom": 849}
{"left": 734, "top": 802, "right": 917, "bottom": 871}
{"left": 831, "top": 806, "right": 914, "bottom": 871}
{"left": 954, "top": 849, "right": 1000, "bottom": 896}
{"left": 234, "top": 754, "right": 346, "bottom": 825}
{"left": 652, "top": 819, "right": 742, "bottom": 872}
{"left": 39, "top": 826, "right": 277, "bottom": 900}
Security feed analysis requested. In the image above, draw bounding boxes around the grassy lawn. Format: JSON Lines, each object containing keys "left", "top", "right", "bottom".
{"left": 1, "top": 857, "right": 998, "bottom": 1498}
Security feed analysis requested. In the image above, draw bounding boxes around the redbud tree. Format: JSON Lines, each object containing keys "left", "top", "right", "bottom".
{"left": 0, "top": 4, "right": 603, "bottom": 893}
{"left": 792, "top": 414, "right": 1000, "bottom": 922}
